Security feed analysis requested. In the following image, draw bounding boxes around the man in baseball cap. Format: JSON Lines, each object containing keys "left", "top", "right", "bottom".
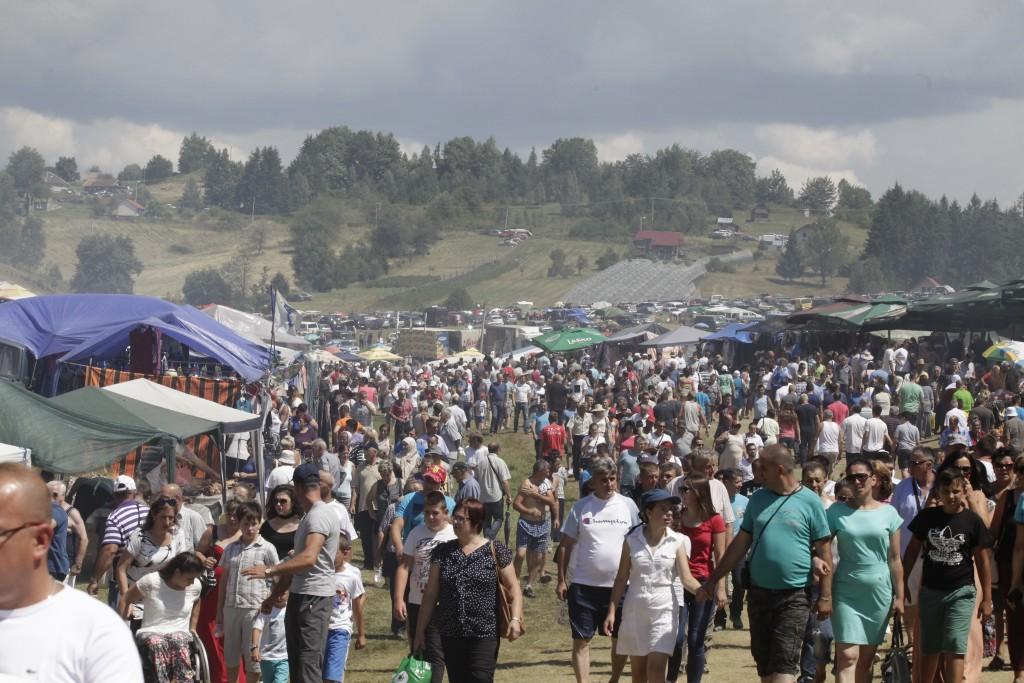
{"left": 87, "top": 474, "right": 146, "bottom": 605}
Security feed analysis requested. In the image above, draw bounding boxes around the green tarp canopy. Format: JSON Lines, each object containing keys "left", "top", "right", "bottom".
{"left": 50, "top": 387, "right": 223, "bottom": 439}
{"left": 787, "top": 295, "right": 907, "bottom": 330}
{"left": 0, "top": 381, "right": 174, "bottom": 474}
{"left": 533, "top": 327, "right": 608, "bottom": 352}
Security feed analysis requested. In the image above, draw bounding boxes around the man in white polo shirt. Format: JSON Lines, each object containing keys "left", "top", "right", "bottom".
{"left": 556, "top": 457, "right": 640, "bottom": 683}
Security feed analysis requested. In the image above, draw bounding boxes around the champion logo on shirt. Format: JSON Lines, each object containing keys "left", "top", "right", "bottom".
{"left": 581, "top": 512, "right": 629, "bottom": 526}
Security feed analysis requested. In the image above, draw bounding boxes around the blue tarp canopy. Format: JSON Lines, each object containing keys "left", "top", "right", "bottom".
{"left": 0, "top": 294, "right": 271, "bottom": 381}
{"left": 701, "top": 322, "right": 756, "bottom": 343}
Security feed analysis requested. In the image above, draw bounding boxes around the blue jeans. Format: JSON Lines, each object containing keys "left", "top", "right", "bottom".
{"left": 490, "top": 402, "right": 505, "bottom": 433}
{"left": 668, "top": 593, "right": 715, "bottom": 683}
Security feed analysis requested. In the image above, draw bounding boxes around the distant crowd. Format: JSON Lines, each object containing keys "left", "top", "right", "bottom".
{"left": 3, "top": 334, "right": 1024, "bottom": 683}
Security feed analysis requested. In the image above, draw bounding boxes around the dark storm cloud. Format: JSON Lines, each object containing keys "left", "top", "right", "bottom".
{"left": 3, "top": 1, "right": 1024, "bottom": 198}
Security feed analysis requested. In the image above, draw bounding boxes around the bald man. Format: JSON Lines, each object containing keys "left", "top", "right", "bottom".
{"left": 0, "top": 464, "right": 142, "bottom": 682}
{"left": 47, "top": 480, "right": 89, "bottom": 586}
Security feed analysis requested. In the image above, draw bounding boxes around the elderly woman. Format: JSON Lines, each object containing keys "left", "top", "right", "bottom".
{"left": 414, "top": 498, "right": 524, "bottom": 683}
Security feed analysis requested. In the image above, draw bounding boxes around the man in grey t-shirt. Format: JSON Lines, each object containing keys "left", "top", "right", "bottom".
{"left": 244, "top": 463, "right": 339, "bottom": 683}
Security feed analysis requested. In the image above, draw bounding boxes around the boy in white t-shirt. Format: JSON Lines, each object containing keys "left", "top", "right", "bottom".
{"left": 251, "top": 591, "right": 289, "bottom": 683}
{"left": 322, "top": 534, "right": 366, "bottom": 683}
{"left": 391, "top": 490, "right": 456, "bottom": 674}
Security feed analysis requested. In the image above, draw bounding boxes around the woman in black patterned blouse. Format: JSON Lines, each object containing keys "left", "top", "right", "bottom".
{"left": 414, "top": 498, "right": 524, "bottom": 683}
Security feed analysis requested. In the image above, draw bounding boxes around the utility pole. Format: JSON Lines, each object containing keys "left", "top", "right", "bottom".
{"left": 504, "top": 207, "right": 509, "bottom": 230}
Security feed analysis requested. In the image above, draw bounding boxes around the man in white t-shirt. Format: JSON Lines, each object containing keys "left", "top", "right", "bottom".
{"left": 0, "top": 463, "right": 143, "bottom": 682}
{"left": 861, "top": 404, "right": 893, "bottom": 458}
{"left": 556, "top": 457, "right": 640, "bottom": 683}
{"left": 842, "top": 401, "right": 869, "bottom": 459}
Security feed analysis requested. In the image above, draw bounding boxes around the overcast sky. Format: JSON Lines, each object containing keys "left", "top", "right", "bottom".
{"left": 3, "top": 1, "right": 1023, "bottom": 204}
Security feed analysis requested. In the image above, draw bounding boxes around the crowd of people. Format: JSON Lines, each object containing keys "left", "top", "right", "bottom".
{"left": 5, "top": 334, "right": 1024, "bottom": 683}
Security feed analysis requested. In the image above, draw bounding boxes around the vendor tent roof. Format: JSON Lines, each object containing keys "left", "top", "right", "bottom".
{"left": 642, "top": 325, "right": 706, "bottom": 347}
{"left": 0, "top": 281, "right": 35, "bottom": 301}
{"left": 604, "top": 322, "right": 670, "bottom": 344}
{"left": 101, "top": 379, "right": 262, "bottom": 433}
{"left": 533, "top": 327, "right": 607, "bottom": 353}
{"left": 0, "top": 294, "right": 271, "bottom": 380}
{"left": 51, "top": 387, "right": 223, "bottom": 439}
{"left": 0, "top": 381, "right": 172, "bottom": 474}
{"left": 201, "top": 304, "right": 311, "bottom": 350}
{"left": 0, "top": 441, "right": 31, "bottom": 465}
{"left": 701, "top": 321, "right": 755, "bottom": 343}
{"left": 787, "top": 295, "right": 906, "bottom": 330}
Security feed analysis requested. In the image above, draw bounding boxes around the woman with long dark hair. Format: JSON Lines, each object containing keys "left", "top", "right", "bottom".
{"left": 117, "top": 496, "right": 191, "bottom": 628}
{"left": 121, "top": 551, "right": 205, "bottom": 683}
{"left": 259, "top": 485, "right": 301, "bottom": 559}
{"left": 414, "top": 498, "right": 523, "bottom": 683}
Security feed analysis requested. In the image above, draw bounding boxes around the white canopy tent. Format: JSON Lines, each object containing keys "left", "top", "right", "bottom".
{"left": 0, "top": 441, "right": 31, "bottom": 465}
{"left": 102, "top": 379, "right": 263, "bottom": 433}
{"left": 201, "top": 304, "right": 311, "bottom": 350}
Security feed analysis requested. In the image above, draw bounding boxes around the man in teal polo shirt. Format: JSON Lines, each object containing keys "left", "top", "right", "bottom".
{"left": 698, "top": 444, "right": 833, "bottom": 683}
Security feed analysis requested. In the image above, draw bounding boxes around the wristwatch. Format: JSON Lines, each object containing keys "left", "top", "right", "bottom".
{"left": 250, "top": 645, "right": 259, "bottom": 651}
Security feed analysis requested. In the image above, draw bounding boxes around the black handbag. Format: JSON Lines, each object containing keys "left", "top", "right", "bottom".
{"left": 881, "top": 615, "right": 911, "bottom": 683}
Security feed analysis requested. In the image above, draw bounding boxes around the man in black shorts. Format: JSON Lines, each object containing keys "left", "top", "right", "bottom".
{"left": 556, "top": 458, "right": 640, "bottom": 683}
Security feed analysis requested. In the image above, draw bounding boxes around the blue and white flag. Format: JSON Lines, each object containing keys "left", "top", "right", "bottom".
{"left": 272, "top": 289, "right": 297, "bottom": 335}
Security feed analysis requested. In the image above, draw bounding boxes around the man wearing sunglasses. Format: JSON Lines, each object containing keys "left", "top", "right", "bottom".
{"left": 0, "top": 463, "right": 143, "bottom": 682}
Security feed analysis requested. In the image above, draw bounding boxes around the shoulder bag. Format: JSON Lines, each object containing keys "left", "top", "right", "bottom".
{"left": 881, "top": 614, "right": 911, "bottom": 683}
{"left": 741, "top": 485, "right": 801, "bottom": 589}
{"left": 490, "top": 540, "right": 523, "bottom": 638}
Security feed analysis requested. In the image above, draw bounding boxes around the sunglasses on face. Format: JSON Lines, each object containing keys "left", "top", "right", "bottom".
{"left": 274, "top": 498, "right": 291, "bottom": 505}
{"left": 910, "top": 460, "right": 932, "bottom": 467}
{"left": 837, "top": 495, "right": 851, "bottom": 502}
{"left": 996, "top": 462, "right": 1014, "bottom": 469}
{"left": 846, "top": 473, "right": 871, "bottom": 483}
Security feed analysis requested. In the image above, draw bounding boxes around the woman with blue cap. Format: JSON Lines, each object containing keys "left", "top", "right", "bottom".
{"left": 604, "top": 488, "right": 702, "bottom": 683}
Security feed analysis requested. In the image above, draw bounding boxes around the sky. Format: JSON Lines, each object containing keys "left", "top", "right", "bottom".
{"left": 2, "top": 1, "right": 1024, "bottom": 204}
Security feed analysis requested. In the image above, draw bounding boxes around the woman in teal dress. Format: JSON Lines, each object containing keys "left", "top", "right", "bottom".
{"left": 827, "top": 459, "right": 905, "bottom": 683}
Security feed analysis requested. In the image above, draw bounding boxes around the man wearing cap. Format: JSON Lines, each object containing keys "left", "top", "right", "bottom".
{"left": 0, "top": 464, "right": 144, "bottom": 682}
{"left": 1005, "top": 404, "right": 1024, "bottom": 455}
{"left": 389, "top": 465, "right": 456, "bottom": 553}
{"left": 557, "top": 457, "right": 640, "bottom": 683}
{"left": 265, "top": 447, "right": 297, "bottom": 493}
{"left": 87, "top": 474, "right": 148, "bottom": 607}
{"left": 451, "top": 461, "right": 481, "bottom": 502}
{"left": 243, "top": 463, "right": 340, "bottom": 683}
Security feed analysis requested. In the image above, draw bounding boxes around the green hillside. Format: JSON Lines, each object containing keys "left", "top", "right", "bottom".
{"left": 24, "top": 176, "right": 867, "bottom": 310}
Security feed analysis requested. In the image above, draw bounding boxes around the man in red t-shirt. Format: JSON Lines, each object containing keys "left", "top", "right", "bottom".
{"left": 540, "top": 412, "right": 568, "bottom": 455}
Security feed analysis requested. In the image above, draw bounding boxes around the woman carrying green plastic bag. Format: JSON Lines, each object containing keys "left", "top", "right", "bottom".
{"left": 391, "top": 652, "right": 432, "bottom": 683}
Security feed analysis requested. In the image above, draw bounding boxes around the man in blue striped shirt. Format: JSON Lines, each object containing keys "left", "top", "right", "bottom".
{"left": 86, "top": 475, "right": 148, "bottom": 608}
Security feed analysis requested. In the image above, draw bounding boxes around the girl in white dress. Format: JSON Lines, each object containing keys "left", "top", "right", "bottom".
{"left": 605, "top": 488, "right": 703, "bottom": 683}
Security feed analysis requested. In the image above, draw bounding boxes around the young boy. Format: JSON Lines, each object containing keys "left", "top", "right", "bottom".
{"left": 322, "top": 533, "right": 366, "bottom": 683}
{"left": 250, "top": 590, "right": 289, "bottom": 683}
{"left": 392, "top": 491, "right": 455, "bottom": 680}
{"left": 218, "top": 501, "right": 280, "bottom": 683}
{"left": 904, "top": 468, "right": 992, "bottom": 683}
{"left": 474, "top": 396, "right": 488, "bottom": 431}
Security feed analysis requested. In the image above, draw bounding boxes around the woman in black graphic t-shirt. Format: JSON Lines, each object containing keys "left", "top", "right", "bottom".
{"left": 904, "top": 468, "right": 993, "bottom": 683}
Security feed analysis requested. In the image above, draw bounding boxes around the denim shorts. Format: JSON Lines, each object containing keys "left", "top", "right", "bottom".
{"left": 516, "top": 518, "right": 551, "bottom": 552}
{"left": 260, "top": 659, "right": 289, "bottom": 683}
{"left": 322, "top": 628, "right": 351, "bottom": 682}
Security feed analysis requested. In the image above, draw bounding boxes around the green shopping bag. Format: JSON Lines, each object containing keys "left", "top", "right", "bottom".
{"left": 391, "top": 653, "right": 432, "bottom": 683}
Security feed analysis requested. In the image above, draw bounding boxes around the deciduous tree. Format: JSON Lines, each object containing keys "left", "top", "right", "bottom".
{"left": 70, "top": 234, "right": 143, "bottom": 293}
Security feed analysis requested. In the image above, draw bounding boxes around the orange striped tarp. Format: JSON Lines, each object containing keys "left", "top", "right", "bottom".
{"left": 84, "top": 367, "right": 244, "bottom": 478}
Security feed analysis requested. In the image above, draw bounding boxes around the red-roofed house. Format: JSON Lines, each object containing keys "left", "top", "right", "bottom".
{"left": 633, "top": 230, "right": 683, "bottom": 260}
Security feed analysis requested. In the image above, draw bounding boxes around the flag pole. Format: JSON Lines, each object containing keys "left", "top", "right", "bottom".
{"left": 269, "top": 287, "right": 277, "bottom": 376}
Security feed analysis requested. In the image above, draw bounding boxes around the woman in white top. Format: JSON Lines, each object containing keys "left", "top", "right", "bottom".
{"left": 120, "top": 552, "right": 205, "bottom": 683}
{"left": 604, "top": 489, "right": 702, "bottom": 683}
